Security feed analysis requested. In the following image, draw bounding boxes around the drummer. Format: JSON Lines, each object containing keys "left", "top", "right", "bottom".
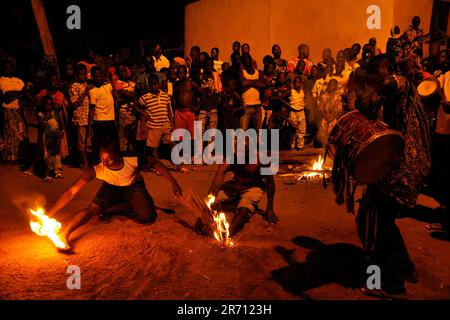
{"left": 338, "top": 54, "right": 431, "bottom": 295}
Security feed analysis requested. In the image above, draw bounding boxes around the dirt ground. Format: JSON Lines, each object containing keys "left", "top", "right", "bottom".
{"left": 0, "top": 149, "right": 449, "bottom": 300}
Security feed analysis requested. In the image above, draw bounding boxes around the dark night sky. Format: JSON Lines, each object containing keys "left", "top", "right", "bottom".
{"left": 1, "top": 0, "right": 194, "bottom": 65}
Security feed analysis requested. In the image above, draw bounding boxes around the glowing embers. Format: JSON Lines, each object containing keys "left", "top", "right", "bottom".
{"left": 206, "top": 194, "right": 234, "bottom": 247}
{"left": 29, "top": 207, "right": 66, "bottom": 249}
{"left": 297, "top": 155, "right": 330, "bottom": 182}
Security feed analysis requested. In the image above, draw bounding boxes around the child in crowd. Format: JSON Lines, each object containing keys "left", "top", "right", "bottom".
{"left": 316, "top": 79, "right": 343, "bottom": 146}
{"left": 38, "top": 95, "right": 64, "bottom": 180}
{"left": 220, "top": 77, "right": 244, "bottom": 131}
{"left": 115, "top": 64, "right": 137, "bottom": 153}
{"left": 289, "top": 76, "right": 307, "bottom": 150}
{"left": 36, "top": 74, "right": 69, "bottom": 159}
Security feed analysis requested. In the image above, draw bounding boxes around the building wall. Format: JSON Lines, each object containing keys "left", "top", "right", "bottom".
{"left": 185, "top": 0, "right": 434, "bottom": 65}
{"left": 393, "top": 0, "right": 433, "bottom": 32}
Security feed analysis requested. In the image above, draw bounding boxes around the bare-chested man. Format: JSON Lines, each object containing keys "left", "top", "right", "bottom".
{"left": 173, "top": 65, "right": 204, "bottom": 139}
{"left": 195, "top": 149, "right": 279, "bottom": 236}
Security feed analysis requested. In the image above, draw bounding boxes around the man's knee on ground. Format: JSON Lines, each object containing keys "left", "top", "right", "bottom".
{"left": 135, "top": 209, "right": 157, "bottom": 224}
{"left": 133, "top": 200, "right": 157, "bottom": 224}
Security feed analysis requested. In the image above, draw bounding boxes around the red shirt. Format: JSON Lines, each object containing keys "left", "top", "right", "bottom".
{"left": 36, "top": 89, "right": 65, "bottom": 107}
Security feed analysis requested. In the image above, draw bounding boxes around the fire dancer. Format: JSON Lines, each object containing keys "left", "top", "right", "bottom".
{"left": 46, "top": 140, "right": 182, "bottom": 252}
{"left": 195, "top": 148, "right": 279, "bottom": 236}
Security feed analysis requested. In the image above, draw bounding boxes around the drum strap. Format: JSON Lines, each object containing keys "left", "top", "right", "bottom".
{"left": 356, "top": 185, "right": 380, "bottom": 252}
{"left": 346, "top": 173, "right": 358, "bottom": 213}
{"left": 332, "top": 144, "right": 358, "bottom": 214}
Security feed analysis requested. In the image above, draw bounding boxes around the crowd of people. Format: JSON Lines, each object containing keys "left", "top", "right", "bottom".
{"left": 0, "top": 16, "right": 445, "bottom": 176}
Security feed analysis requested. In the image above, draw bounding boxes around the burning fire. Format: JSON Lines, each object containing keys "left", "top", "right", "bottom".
{"left": 206, "top": 194, "right": 234, "bottom": 247}
{"left": 298, "top": 155, "right": 326, "bottom": 180}
{"left": 29, "top": 207, "right": 67, "bottom": 249}
{"left": 312, "top": 155, "right": 324, "bottom": 171}
{"left": 206, "top": 194, "right": 216, "bottom": 210}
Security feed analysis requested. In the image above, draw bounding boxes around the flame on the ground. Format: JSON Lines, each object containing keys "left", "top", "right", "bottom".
{"left": 29, "top": 208, "right": 66, "bottom": 249}
{"left": 312, "top": 155, "right": 324, "bottom": 171}
{"left": 298, "top": 155, "right": 326, "bottom": 180}
{"left": 206, "top": 194, "right": 234, "bottom": 247}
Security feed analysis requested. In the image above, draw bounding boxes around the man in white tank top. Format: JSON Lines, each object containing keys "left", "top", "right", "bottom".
{"left": 47, "top": 141, "right": 182, "bottom": 252}
{"left": 239, "top": 54, "right": 266, "bottom": 130}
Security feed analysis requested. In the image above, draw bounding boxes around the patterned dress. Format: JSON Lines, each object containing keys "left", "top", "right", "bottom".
{"left": 2, "top": 108, "right": 26, "bottom": 161}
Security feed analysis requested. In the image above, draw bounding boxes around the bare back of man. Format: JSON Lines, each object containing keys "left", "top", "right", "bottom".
{"left": 195, "top": 161, "right": 278, "bottom": 237}
{"left": 230, "top": 163, "right": 264, "bottom": 187}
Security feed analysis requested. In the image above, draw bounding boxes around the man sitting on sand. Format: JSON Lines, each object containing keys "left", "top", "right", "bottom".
{"left": 47, "top": 140, "right": 182, "bottom": 252}
{"left": 195, "top": 147, "right": 279, "bottom": 236}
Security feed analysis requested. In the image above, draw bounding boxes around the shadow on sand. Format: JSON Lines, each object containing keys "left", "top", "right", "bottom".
{"left": 271, "top": 236, "right": 370, "bottom": 297}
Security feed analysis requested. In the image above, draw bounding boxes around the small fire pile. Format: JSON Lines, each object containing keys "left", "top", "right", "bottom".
{"left": 29, "top": 207, "right": 67, "bottom": 249}
{"left": 206, "top": 194, "right": 234, "bottom": 247}
{"left": 297, "top": 155, "right": 330, "bottom": 183}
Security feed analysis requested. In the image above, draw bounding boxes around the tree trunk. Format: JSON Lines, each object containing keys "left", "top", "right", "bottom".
{"left": 31, "top": 0, "right": 60, "bottom": 77}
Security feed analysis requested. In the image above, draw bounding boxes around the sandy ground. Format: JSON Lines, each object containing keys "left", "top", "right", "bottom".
{"left": 0, "top": 149, "right": 449, "bottom": 300}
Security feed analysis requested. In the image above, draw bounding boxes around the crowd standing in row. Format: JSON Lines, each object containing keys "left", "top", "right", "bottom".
{"left": 1, "top": 15, "right": 449, "bottom": 294}
{"left": 1, "top": 16, "right": 442, "bottom": 178}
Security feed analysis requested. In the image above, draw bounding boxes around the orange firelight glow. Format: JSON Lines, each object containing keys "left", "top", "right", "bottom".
{"left": 298, "top": 155, "right": 326, "bottom": 180}
{"left": 29, "top": 208, "right": 66, "bottom": 249}
{"left": 206, "top": 194, "right": 234, "bottom": 247}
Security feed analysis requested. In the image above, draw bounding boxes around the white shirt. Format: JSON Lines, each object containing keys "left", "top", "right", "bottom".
{"left": 0, "top": 76, "right": 24, "bottom": 109}
{"left": 94, "top": 157, "right": 139, "bottom": 186}
{"left": 438, "top": 71, "right": 450, "bottom": 102}
{"left": 214, "top": 60, "right": 224, "bottom": 74}
{"left": 167, "top": 81, "right": 173, "bottom": 96}
{"left": 312, "top": 78, "right": 327, "bottom": 98}
{"left": 89, "top": 83, "right": 115, "bottom": 121}
{"left": 242, "top": 69, "right": 261, "bottom": 106}
{"left": 289, "top": 89, "right": 305, "bottom": 111}
{"left": 153, "top": 55, "right": 170, "bottom": 72}
{"left": 437, "top": 71, "right": 450, "bottom": 135}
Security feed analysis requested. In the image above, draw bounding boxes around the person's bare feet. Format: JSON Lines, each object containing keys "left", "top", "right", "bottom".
{"left": 266, "top": 213, "right": 280, "bottom": 224}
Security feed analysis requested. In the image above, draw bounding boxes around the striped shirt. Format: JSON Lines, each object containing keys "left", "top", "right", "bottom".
{"left": 139, "top": 90, "right": 172, "bottom": 129}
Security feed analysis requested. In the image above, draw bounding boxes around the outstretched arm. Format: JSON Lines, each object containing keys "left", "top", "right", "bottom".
{"left": 47, "top": 177, "right": 89, "bottom": 217}
{"left": 145, "top": 157, "right": 182, "bottom": 197}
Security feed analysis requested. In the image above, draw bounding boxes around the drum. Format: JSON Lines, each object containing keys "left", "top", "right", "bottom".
{"left": 417, "top": 78, "right": 439, "bottom": 99}
{"left": 328, "top": 110, "right": 404, "bottom": 184}
{"left": 417, "top": 78, "right": 441, "bottom": 116}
